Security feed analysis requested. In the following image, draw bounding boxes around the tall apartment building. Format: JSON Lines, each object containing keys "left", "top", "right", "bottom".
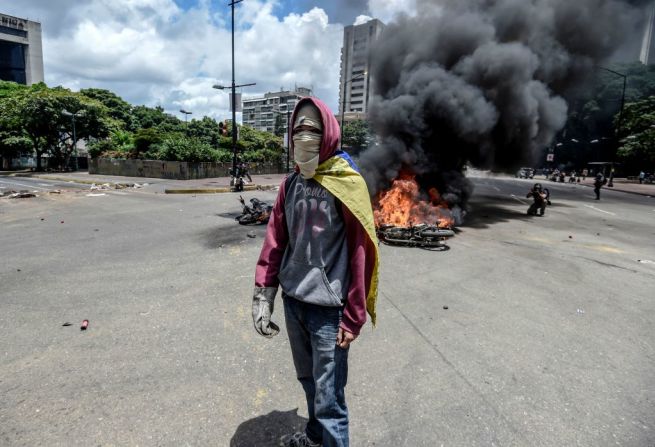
{"left": 0, "top": 13, "right": 44, "bottom": 85}
{"left": 640, "top": 1, "right": 655, "bottom": 65}
{"left": 242, "top": 87, "right": 312, "bottom": 134}
{"left": 338, "top": 18, "right": 384, "bottom": 120}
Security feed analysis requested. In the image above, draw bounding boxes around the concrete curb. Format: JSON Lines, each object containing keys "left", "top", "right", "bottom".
{"left": 164, "top": 184, "right": 278, "bottom": 194}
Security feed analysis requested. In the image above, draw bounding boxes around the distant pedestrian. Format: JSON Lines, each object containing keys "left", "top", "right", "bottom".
{"left": 582, "top": 168, "right": 588, "bottom": 180}
{"left": 593, "top": 173, "right": 605, "bottom": 200}
{"left": 639, "top": 171, "right": 645, "bottom": 184}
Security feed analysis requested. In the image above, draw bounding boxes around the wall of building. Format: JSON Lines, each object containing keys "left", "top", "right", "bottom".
{"left": 89, "top": 158, "right": 285, "bottom": 179}
{"left": 339, "top": 19, "right": 384, "bottom": 116}
{"left": 0, "top": 13, "right": 44, "bottom": 85}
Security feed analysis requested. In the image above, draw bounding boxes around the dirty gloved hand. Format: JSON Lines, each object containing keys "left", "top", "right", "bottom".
{"left": 252, "top": 287, "right": 280, "bottom": 337}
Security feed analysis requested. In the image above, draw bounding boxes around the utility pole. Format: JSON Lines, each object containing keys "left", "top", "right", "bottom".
{"left": 62, "top": 109, "right": 85, "bottom": 171}
{"left": 213, "top": 1, "right": 255, "bottom": 188}
{"left": 340, "top": 72, "right": 366, "bottom": 151}
{"left": 598, "top": 66, "right": 627, "bottom": 187}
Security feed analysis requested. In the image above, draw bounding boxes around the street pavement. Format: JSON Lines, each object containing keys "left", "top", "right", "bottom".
{"left": 1, "top": 169, "right": 654, "bottom": 196}
{"left": 0, "top": 172, "right": 654, "bottom": 446}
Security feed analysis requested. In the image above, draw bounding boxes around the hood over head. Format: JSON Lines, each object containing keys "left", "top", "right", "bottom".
{"left": 290, "top": 97, "right": 341, "bottom": 164}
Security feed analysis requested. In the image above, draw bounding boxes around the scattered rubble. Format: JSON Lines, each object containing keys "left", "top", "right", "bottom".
{"left": 90, "top": 182, "right": 148, "bottom": 191}
{"left": 3, "top": 190, "right": 37, "bottom": 199}
{"left": 81, "top": 320, "right": 89, "bottom": 331}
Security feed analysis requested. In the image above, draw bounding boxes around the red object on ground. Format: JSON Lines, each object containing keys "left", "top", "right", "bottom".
{"left": 81, "top": 320, "right": 89, "bottom": 330}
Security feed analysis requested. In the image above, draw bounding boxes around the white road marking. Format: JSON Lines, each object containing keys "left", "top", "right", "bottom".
{"left": 0, "top": 178, "right": 49, "bottom": 191}
{"left": 584, "top": 204, "right": 616, "bottom": 216}
{"left": 510, "top": 194, "right": 528, "bottom": 205}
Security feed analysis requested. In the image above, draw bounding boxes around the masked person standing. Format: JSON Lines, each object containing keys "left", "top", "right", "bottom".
{"left": 251, "top": 97, "right": 379, "bottom": 447}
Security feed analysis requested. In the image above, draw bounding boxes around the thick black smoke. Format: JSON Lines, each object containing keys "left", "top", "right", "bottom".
{"left": 360, "top": 0, "right": 649, "bottom": 215}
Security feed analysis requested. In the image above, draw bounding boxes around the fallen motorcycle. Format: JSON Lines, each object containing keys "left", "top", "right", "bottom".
{"left": 377, "top": 223, "right": 455, "bottom": 249}
{"left": 236, "top": 196, "right": 272, "bottom": 225}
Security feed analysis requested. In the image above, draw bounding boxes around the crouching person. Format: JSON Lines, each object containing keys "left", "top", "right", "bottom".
{"left": 527, "top": 183, "right": 548, "bottom": 216}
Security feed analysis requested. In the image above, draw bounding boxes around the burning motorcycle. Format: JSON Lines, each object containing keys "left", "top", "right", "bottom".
{"left": 377, "top": 223, "right": 455, "bottom": 249}
{"left": 236, "top": 196, "right": 272, "bottom": 225}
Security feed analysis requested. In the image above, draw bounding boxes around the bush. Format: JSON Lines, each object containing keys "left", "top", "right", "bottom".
{"left": 149, "top": 136, "right": 225, "bottom": 162}
{"left": 87, "top": 139, "right": 115, "bottom": 158}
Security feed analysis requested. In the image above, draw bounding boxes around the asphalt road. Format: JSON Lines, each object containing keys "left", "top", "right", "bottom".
{"left": 0, "top": 176, "right": 89, "bottom": 194}
{"left": 1, "top": 175, "right": 653, "bottom": 446}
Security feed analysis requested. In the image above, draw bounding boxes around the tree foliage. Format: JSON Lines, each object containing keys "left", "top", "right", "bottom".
{"left": 342, "top": 119, "right": 370, "bottom": 150}
{"left": 0, "top": 80, "right": 287, "bottom": 169}
{"left": 554, "top": 62, "right": 655, "bottom": 171}
{"left": 616, "top": 96, "right": 655, "bottom": 171}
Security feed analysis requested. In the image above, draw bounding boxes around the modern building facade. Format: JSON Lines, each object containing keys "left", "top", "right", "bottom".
{"left": 0, "top": 13, "right": 44, "bottom": 85}
{"left": 338, "top": 18, "right": 384, "bottom": 121}
{"left": 640, "top": 2, "right": 655, "bottom": 65}
{"left": 242, "top": 87, "right": 312, "bottom": 134}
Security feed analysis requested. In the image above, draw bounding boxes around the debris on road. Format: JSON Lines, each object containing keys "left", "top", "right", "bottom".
{"left": 48, "top": 190, "right": 61, "bottom": 194}
{"left": 80, "top": 320, "right": 89, "bottom": 330}
{"left": 90, "top": 182, "right": 148, "bottom": 191}
{"left": 4, "top": 190, "right": 37, "bottom": 199}
{"left": 247, "top": 232, "right": 257, "bottom": 238}
{"left": 638, "top": 259, "right": 655, "bottom": 265}
{"left": 86, "top": 193, "right": 107, "bottom": 197}
{"left": 576, "top": 309, "right": 585, "bottom": 315}
{"left": 236, "top": 196, "right": 272, "bottom": 225}
{"left": 62, "top": 322, "right": 72, "bottom": 327}
{"left": 443, "top": 305, "right": 449, "bottom": 310}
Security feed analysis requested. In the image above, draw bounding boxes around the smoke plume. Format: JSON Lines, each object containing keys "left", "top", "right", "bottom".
{"left": 359, "top": 0, "right": 649, "bottom": 214}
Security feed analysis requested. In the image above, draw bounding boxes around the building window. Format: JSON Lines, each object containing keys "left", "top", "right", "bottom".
{"left": 0, "top": 25, "right": 27, "bottom": 38}
{"left": 0, "top": 41, "right": 26, "bottom": 84}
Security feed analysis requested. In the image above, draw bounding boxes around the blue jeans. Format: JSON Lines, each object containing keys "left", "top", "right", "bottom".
{"left": 283, "top": 294, "right": 349, "bottom": 447}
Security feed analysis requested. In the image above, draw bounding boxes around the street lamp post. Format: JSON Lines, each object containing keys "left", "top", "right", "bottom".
{"left": 180, "top": 109, "right": 192, "bottom": 132}
{"left": 62, "top": 109, "right": 85, "bottom": 171}
{"left": 598, "top": 66, "right": 627, "bottom": 187}
{"left": 273, "top": 107, "right": 291, "bottom": 172}
{"left": 340, "top": 72, "right": 366, "bottom": 151}
{"left": 213, "top": 0, "right": 256, "bottom": 188}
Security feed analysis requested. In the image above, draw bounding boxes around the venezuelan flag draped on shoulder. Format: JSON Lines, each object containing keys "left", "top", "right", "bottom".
{"left": 313, "top": 150, "right": 380, "bottom": 325}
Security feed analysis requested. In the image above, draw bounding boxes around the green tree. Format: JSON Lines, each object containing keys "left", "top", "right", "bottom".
{"left": 616, "top": 96, "right": 655, "bottom": 173}
{"left": 342, "top": 119, "right": 370, "bottom": 150}
{"left": 80, "top": 88, "right": 135, "bottom": 130}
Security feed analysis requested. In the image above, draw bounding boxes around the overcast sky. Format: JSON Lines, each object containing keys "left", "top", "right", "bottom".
{"left": 0, "top": 0, "right": 418, "bottom": 121}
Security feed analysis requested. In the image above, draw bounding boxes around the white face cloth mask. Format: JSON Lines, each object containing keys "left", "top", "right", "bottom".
{"left": 293, "top": 131, "right": 322, "bottom": 178}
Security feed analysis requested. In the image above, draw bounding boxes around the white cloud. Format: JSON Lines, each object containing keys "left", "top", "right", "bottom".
{"left": 0, "top": 0, "right": 346, "bottom": 121}
{"left": 367, "top": 0, "right": 419, "bottom": 23}
{"left": 354, "top": 14, "right": 374, "bottom": 25}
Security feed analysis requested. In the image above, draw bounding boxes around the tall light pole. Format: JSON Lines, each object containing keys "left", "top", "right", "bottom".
{"left": 180, "top": 109, "right": 192, "bottom": 130}
{"left": 340, "top": 71, "right": 366, "bottom": 151}
{"left": 62, "top": 109, "right": 85, "bottom": 171}
{"left": 213, "top": 0, "right": 255, "bottom": 187}
{"left": 273, "top": 107, "right": 291, "bottom": 172}
{"left": 598, "top": 66, "right": 627, "bottom": 187}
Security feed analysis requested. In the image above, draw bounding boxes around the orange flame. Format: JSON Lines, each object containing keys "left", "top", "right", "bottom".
{"left": 374, "top": 175, "right": 454, "bottom": 228}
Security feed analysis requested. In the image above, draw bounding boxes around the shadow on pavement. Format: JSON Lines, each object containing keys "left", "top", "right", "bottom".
{"left": 230, "top": 408, "right": 307, "bottom": 447}
{"left": 462, "top": 194, "right": 574, "bottom": 229}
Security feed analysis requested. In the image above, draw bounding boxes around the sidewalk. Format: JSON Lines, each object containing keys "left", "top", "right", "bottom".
{"left": 0, "top": 170, "right": 289, "bottom": 194}
{"left": 551, "top": 176, "right": 655, "bottom": 197}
